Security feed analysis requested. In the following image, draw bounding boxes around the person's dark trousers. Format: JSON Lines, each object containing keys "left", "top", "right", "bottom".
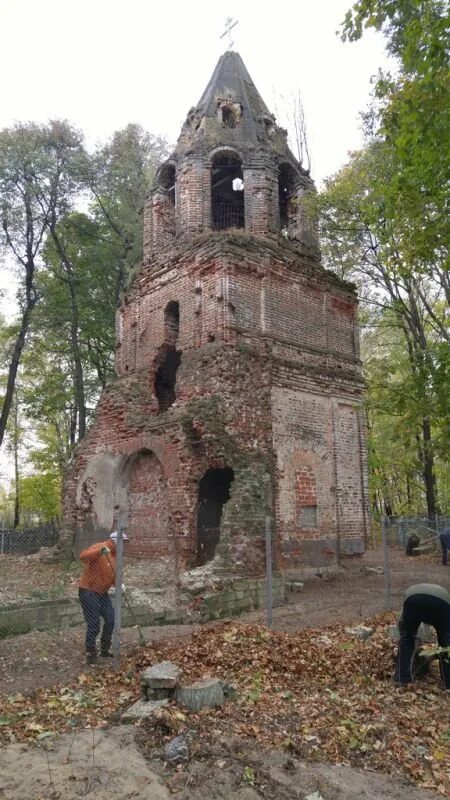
{"left": 394, "top": 593, "right": 450, "bottom": 688}
{"left": 439, "top": 533, "right": 448, "bottom": 565}
{"left": 78, "top": 588, "right": 115, "bottom": 655}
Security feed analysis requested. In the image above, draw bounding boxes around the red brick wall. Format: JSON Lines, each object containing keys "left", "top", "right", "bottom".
{"left": 127, "top": 451, "right": 172, "bottom": 560}
{"left": 295, "top": 467, "right": 318, "bottom": 524}
{"left": 63, "top": 235, "right": 367, "bottom": 575}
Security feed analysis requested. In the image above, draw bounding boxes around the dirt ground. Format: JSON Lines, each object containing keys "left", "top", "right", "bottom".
{"left": 0, "top": 546, "right": 447, "bottom": 694}
{"left": 0, "top": 547, "right": 448, "bottom": 800}
{"left": 0, "top": 725, "right": 439, "bottom": 800}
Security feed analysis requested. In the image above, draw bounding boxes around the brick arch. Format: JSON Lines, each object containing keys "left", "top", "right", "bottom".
{"left": 210, "top": 149, "right": 245, "bottom": 231}
{"left": 118, "top": 448, "right": 172, "bottom": 562}
{"left": 155, "top": 160, "right": 177, "bottom": 190}
{"left": 208, "top": 145, "right": 244, "bottom": 164}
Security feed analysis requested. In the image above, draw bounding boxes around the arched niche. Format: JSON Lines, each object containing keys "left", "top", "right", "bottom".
{"left": 211, "top": 150, "right": 245, "bottom": 231}
{"left": 118, "top": 448, "right": 170, "bottom": 560}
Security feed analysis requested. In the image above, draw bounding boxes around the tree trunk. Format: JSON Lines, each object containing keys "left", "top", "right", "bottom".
{"left": 422, "top": 416, "right": 438, "bottom": 518}
{"left": 406, "top": 475, "right": 412, "bottom": 509}
{"left": 0, "top": 294, "right": 36, "bottom": 449}
{"left": 70, "top": 307, "right": 86, "bottom": 440}
{"left": 13, "top": 401, "right": 20, "bottom": 529}
{"left": 49, "top": 228, "right": 86, "bottom": 441}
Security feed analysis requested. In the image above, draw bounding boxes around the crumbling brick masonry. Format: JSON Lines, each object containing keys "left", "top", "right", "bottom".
{"left": 63, "top": 51, "right": 369, "bottom": 586}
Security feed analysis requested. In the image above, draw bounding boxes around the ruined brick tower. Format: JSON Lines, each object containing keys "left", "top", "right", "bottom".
{"left": 64, "top": 51, "right": 369, "bottom": 582}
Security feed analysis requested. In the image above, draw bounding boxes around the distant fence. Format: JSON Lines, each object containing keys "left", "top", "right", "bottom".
{"left": 380, "top": 515, "right": 449, "bottom": 611}
{"left": 0, "top": 522, "right": 59, "bottom": 556}
{"left": 383, "top": 516, "right": 449, "bottom": 547}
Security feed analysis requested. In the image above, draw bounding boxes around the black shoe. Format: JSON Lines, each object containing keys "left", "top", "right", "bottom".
{"left": 100, "top": 650, "right": 114, "bottom": 658}
{"left": 86, "top": 652, "right": 97, "bottom": 665}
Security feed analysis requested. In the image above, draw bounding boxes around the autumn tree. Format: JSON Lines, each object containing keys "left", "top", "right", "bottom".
{"left": 0, "top": 121, "right": 85, "bottom": 449}
{"left": 319, "top": 140, "right": 448, "bottom": 517}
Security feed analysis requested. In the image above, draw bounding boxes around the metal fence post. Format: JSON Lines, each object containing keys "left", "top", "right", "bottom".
{"left": 113, "top": 524, "right": 124, "bottom": 671}
{"left": 382, "top": 516, "right": 391, "bottom": 610}
{"left": 265, "top": 515, "right": 273, "bottom": 629}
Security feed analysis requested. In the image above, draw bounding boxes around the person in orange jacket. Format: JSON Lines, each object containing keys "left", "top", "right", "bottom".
{"left": 78, "top": 531, "right": 129, "bottom": 664}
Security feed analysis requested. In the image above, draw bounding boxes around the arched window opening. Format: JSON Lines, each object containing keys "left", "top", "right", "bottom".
{"left": 164, "top": 300, "right": 179, "bottom": 343}
{"left": 196, "top": 467, "right": 234, "bottom": 565}
{"left": 154, "top": 301, "right": 181, "bottom": 412}
{"left": 278, "top": 162, "right": 298, "bottom": 234}
{"left": 211, "top": 152, "right": 244, "bottom": 231}
{"left": 158, "top": 163, "right": 176, "bottom": 209}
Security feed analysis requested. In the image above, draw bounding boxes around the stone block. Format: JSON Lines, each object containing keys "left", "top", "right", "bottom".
{"left": 164, "top": 609, "right": 183, "bottom": 624}
{"left": 175, "top": 678, "right": 225, "bottom": 712}
{"left": 121, "top": 698, "right": 168, "bottom": 723}
{"left": 345, "top": 625, "right": 374, "bottom": 641}
{"left": 287, "top": 581, "right": 304, "bottom": 592}
{"left": 141, "top": 686, "right": 171, "bottom": 701}
{"left": 141, "top": 661, "right": 182, "bottom": 689}
{"left": 221, "top": 681, "right": 238, "bottom": 700}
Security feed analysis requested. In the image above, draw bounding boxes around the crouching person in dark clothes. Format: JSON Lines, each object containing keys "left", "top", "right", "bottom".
{"left": 78, "top": 531, "right": 129, "bottom": 665}
{"left": 394, "top": 583, "right": 450, "bottom": 689}
{"left": 439, "top": 527, "right": 450, "bottom": 565}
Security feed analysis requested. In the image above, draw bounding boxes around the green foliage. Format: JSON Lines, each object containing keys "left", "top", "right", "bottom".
{"left": 318, "top": 0, "right": 450, "bottom": 515}
{"left": 0, "top": 121, "right": 168, "bottom": 518}
{"left": 89, "top": 124, "right": 170, "bottom": 299}
{"left": 319, "top": 140, "right": 449, "bottom": 515}
{"left": 341, "top": 0, "right": 450, "bottom": 282}
{"left": 19, "top": 473, "right": 61, "bottom": 521}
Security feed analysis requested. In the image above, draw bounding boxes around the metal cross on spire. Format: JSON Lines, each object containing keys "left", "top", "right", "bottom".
{"left": 220, "top": 16, "right": 239, "bottom": 50}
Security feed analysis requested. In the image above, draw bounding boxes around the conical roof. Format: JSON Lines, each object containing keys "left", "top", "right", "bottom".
{"left": 171, "top": 50, "right": 283, "bottom": 155}
{"left": 167, "top": 49, "right": 307, "bottom": 175}
{"left": 196, "top": 50, "right": 271, "bottom": 121}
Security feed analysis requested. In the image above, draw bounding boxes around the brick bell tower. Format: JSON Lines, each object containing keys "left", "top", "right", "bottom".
{"left": 63, "top": 51, "right": 369, "bottom": 583}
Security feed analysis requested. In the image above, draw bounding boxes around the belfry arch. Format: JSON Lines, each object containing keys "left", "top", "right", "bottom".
{"left": 211, "top": 150, "right": 244, "bottom": 231}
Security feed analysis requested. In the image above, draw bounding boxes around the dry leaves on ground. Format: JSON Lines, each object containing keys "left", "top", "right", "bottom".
{"left": 0, "top": 613, "right": 449, "bottom": 796}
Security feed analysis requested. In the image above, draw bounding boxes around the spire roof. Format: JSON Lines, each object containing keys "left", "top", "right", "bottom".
{"left": 195, "top": 50, "right": 271, "bottom": 121}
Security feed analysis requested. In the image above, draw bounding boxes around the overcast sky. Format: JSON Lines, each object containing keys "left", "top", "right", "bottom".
{"left": 0, "top": 0, "right": 389, "bottom": 185}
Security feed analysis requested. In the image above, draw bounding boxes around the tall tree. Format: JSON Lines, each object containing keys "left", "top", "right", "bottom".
{"left": 319, "top": 141, "right": 448, "bottom": 516}
{"left": 341, "top": 0, "right": 450, "bottom": 293}
{"left": 89, "top": 124, "right": 169, "bottom": 302}
{"left": 0, "top": 121, "right": 85, "bottom": 448}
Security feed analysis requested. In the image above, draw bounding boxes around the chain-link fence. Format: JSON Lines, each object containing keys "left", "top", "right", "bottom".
{"left": 0, "top": 522, "right": 187, "bottom": 673}
{"left": 380, "top": 515, "right": 450, "bottom": 611}
{"left": 0, "top": 522, "right": 59, "bottom": 555}
{"left": 0, "top": 512, "right": 448, "bottom": 681}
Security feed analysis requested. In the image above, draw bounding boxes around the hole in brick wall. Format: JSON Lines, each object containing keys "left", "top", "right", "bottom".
{"left": 196, "top": 467, "right": 234, "bottom": 566}
{"left": 154, "top": 301, "right": 181, "bottom": 412}
{"left": 278, "top": 162, "right": 298, "bottom": 234}
{"left": 222, "top": 106, "right": 237, "bottom": 128}
{"left": 154, "top": 348, "right": 182, "bottom": 412}
{"left": 211, "top": 151, "right": 244, "bottom": 231}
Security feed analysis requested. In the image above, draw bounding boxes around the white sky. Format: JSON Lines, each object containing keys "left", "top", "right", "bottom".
{"left": 0, "top": 0, "right": 389, "bottom": 185}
